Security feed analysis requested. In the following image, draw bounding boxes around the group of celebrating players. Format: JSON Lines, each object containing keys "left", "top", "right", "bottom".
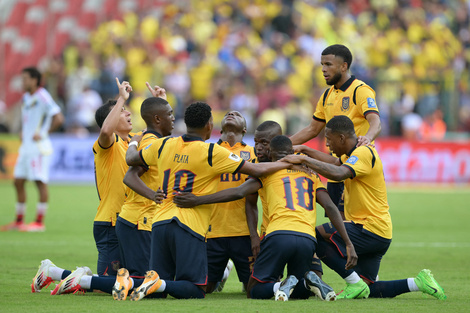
{"left": 29, "top": 44, "right": 446, "bottom": 301}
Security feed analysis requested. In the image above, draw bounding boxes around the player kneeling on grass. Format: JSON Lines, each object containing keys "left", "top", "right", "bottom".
{"left": 174, "top": 135, "right": 358, "bottom": 301}
{"left": 282, "top": 115, "right": 446, "bottom": 300}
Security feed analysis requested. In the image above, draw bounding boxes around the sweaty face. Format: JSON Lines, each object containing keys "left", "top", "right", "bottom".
{"left": 221, "top": 111, "right": 246, "bottom": 133}
{"left": 254, "top": 130, "right": 278, "bottom": 162}
{"left": 321, "top": 54, "right": 345, "bottom": 86}
{"left": 157, "top": 104, "right": 175, "bottom": 136}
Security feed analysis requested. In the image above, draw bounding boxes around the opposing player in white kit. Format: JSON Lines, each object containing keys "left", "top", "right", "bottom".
{"left": 1, "top": 67, "right": 64, "bottom": 232}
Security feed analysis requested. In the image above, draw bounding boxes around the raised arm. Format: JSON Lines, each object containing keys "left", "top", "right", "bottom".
{"left": 282, "top": 154, "right": 352, "bottom": 182}
{"left": 316, "top": 190, "right": 357, "bottom": 270}
{"left": 98, "top": 78, "right": 132, "bottom": 148}
{"left": 173, "top": 179, "right": 262, "bottom": 208}
{"left": 290, "top": 119, "right": 325, "bottom": 145}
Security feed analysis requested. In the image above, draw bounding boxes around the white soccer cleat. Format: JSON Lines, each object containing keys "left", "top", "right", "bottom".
{"left": 275, "top": 275, "right": 298, "bottom": 301}
{"left": 50, "top": 267, "right": 91, "bottom": 295}
{"left": 31, "top": 259, "right": 56, "bottom": 293}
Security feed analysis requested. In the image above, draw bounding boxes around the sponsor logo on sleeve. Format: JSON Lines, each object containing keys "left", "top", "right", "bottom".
{"left": 346, "top": 155, "right": 358, "bottom": 165}
{"left": 367, "top": 98, "right": 376, "bottom": 108}
{"left": 144, "top": 144, "right": 152, "bottom": 150}
{"left": 228, "top": 153, "right": 241, "bottom": 161}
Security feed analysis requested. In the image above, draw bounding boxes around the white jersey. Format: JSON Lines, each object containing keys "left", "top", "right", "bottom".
{"left": 20, "top": 87, "right": 61, "bottom": 155}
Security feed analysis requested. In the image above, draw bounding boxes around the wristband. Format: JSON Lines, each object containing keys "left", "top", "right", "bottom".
{"left": 129, "top": 141, "right": 138, "bottom": 147}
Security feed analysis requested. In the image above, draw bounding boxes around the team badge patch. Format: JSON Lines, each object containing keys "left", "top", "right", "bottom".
{"left": 341, "top": 97, "right": 350, "bottom": 111}
{"left": 228, "top": 153, "right": 241, "bottom": 161}
{"left": 367, "top": 97, "right": 376, "bottom": 108}
{"left": 346, "top": 156, "right": 358, "bottom": 165}
{"left": 240, "top": 151, "right": 251, "bottom": 161}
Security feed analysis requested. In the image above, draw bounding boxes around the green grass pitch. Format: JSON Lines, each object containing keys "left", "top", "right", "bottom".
{"left": 0, "top": 181, "right": 469, "bottom": 312}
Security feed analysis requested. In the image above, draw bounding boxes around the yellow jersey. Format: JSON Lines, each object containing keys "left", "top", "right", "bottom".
{"left": 255, "top": 169, "right": 326, "bottom": 239}
{"left": 93, "top": 134, "right": 132, "bottom": 226}
{"left": 140, "top": 134, "right": 245, "bottom": 240}
{"left": 207, "top": 140, "right": 256, "bottom": 238}
{"left": 313, "top": 76, "right": 379, "bottom": 139}
{"left": 341, "top": 145, "right": 392, "bottom": 239}
{"left": 119, "top": 130, "right": 164, "bottom": 231}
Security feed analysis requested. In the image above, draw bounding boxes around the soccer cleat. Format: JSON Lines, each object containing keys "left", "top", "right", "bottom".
{"left": 415, "top": 269, "right": 447, "bottom": 300}
{"left": 275, "top": 275, "right": 298, "bottom": 301}
{"left": 336, "top": 279, "right": 370, "bottom": 299}
{"left": 113, "top": 268, "right": 131, "bottom": 300}
{"left": 21, "top": 222, "right": 46, "bottom": 232}
{"left": 130, "top": 270, "right": 162, "bottom": 301}
{"left": 304, "top": 271, "right": 336, "bottom": 301}
{"left": 51, "top": 267, "right": 91, "bottom": 295}
{"left": 0, "top": 221, "right": 25, "bottom": 231}
{"left": 31, "top": 259, "right": 56, "bottom": 293}
{"left": 214, "top": 259, "right": 234, "bottom": 293}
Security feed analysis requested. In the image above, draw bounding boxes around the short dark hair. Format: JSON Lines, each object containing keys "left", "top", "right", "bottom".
{"left": 22, "top": 67, "right": 42, "bottom": 86}
{"left": 256, "top": 120, "right": 282, "bottom": 133}
{"left": 141, "top": 97, "right": 169, "bottom": 125}
{"left": 270, "top": 135, "right": 292, "bottom": 152}
{"left": 184, "top": 102, "right": 212, "bottom": 129}
{"left": 322, "top": 44, "right": 353, "bottom": 69}
{"left": 95, "top": 99, "right": 116, "bottom": 128}
{"left": 325, "top": 115, "right": 356, "bottom": 136}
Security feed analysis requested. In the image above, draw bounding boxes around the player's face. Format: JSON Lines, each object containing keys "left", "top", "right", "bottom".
{"left": 325, "top": 128, "right": 343, "bottom": 156}
{"left": 157, "top": 104, "right": 175, "bottom": 136}
{"left": 321, "top": 54, "right": 345, "bottom": 86}
{"left": 221, "top": 111, "right": 246, "bottom": 134}
{"left": 254, "top": 130, "right": 276, "bottom": 162}
{"left": 21, "top": 72, "right": 36, "bottom": 93}
{"left": 117, "top": 106, "right": 132, "bottom": 133}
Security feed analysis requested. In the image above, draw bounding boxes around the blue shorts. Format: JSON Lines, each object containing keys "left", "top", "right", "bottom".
{"left": 93, "top": 223, "right": 121, "bottom": 276}
{"left": 321, "top": 222, "right": 391, "bottom": 282}
{"left": 251, "top": 231, "right": 316, "bottom": 283}
{"left": 115, "top": 217, "right": 151, "bottom": 277}
{"left": 149, "top": 220, "right": 208, "bottom": 285}
{"left": 326, "top": 181, "right": 344, "bottom": 212}
{"left": 206, "top": 236, "right": 254, "bottom": 284}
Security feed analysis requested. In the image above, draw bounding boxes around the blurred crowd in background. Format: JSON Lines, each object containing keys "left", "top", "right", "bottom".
{"left": 3, "top": 0, "right": 470, "bottom": 141}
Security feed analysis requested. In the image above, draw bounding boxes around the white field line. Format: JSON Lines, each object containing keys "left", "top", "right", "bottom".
{"left": 393, "top": 242, "right": 470, "bottom": 248}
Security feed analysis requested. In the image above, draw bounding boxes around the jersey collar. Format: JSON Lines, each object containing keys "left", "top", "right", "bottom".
{"left": 144, "top": 130, "right": 163, "bottom": 138}
{"left": 217, "top": 139, "right": 247, "bottom": 146}
{"left": 346, "top": 139, "right": 360, "bottom": 156}
{"left": 182, "top": 134, "right": 204, "bottom": 142}
{"left": 336, "top": 75, "right": 356, "bottom": 92}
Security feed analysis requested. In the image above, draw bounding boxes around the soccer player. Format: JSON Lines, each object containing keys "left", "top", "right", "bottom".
{"left": 290, "top": 44, "right": 382, "bottom": 216}
{"left": 123, "top": 102, "right": 294, "bottom": 300}
{"left": 92, "top": 78, "right": 133, "bottom": 276}
{"left": 1, "top": 67, "right": 64, "bottom": 232}
{"left": 283, "top": 115, "right": 446, "bottom": 300}
{"left": 173, "top": 135, "right": 357, "bottom": 301}
{"left": 204, "top": 110, "right": 256, "bottom": 293}
{"left": 32, "top": 84, "right": 172, "bottom": 298}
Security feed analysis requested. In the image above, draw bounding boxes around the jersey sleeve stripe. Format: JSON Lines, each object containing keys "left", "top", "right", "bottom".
{"left": 139, "top": 150, "right": 149, "bottom": 168}
{"left": 342, "top": 164, "right": 356, "bottom": 178}
{"left": 208, "top": 143, "right": 214, "bottom": 167}
{"left": 313, "top": 115, "right": 326, "bottom": 122}
{"left": 157, "top": 137, "right": 170, "bottom": 158}
{"left": 364, "top": 110, "right": 379, "bottom": 117}
{"left": 233, "top": 159, "right": 246, "bottom": 174}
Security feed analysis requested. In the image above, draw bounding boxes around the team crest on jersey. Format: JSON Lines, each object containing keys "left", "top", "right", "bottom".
{"left": 228, "top": 153, "right": 241, "bottom": 162}
{"left": 341, "top": 97, "right": 350, "bottom": 112}
{"left": 346, "top": 155, "right": 358, "bottom": 165}
{"left": 240, "top": 151, "right": 251, "bottom": 161}
{"left": 367, "top": 97, "right": 376, "bottom": 108}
